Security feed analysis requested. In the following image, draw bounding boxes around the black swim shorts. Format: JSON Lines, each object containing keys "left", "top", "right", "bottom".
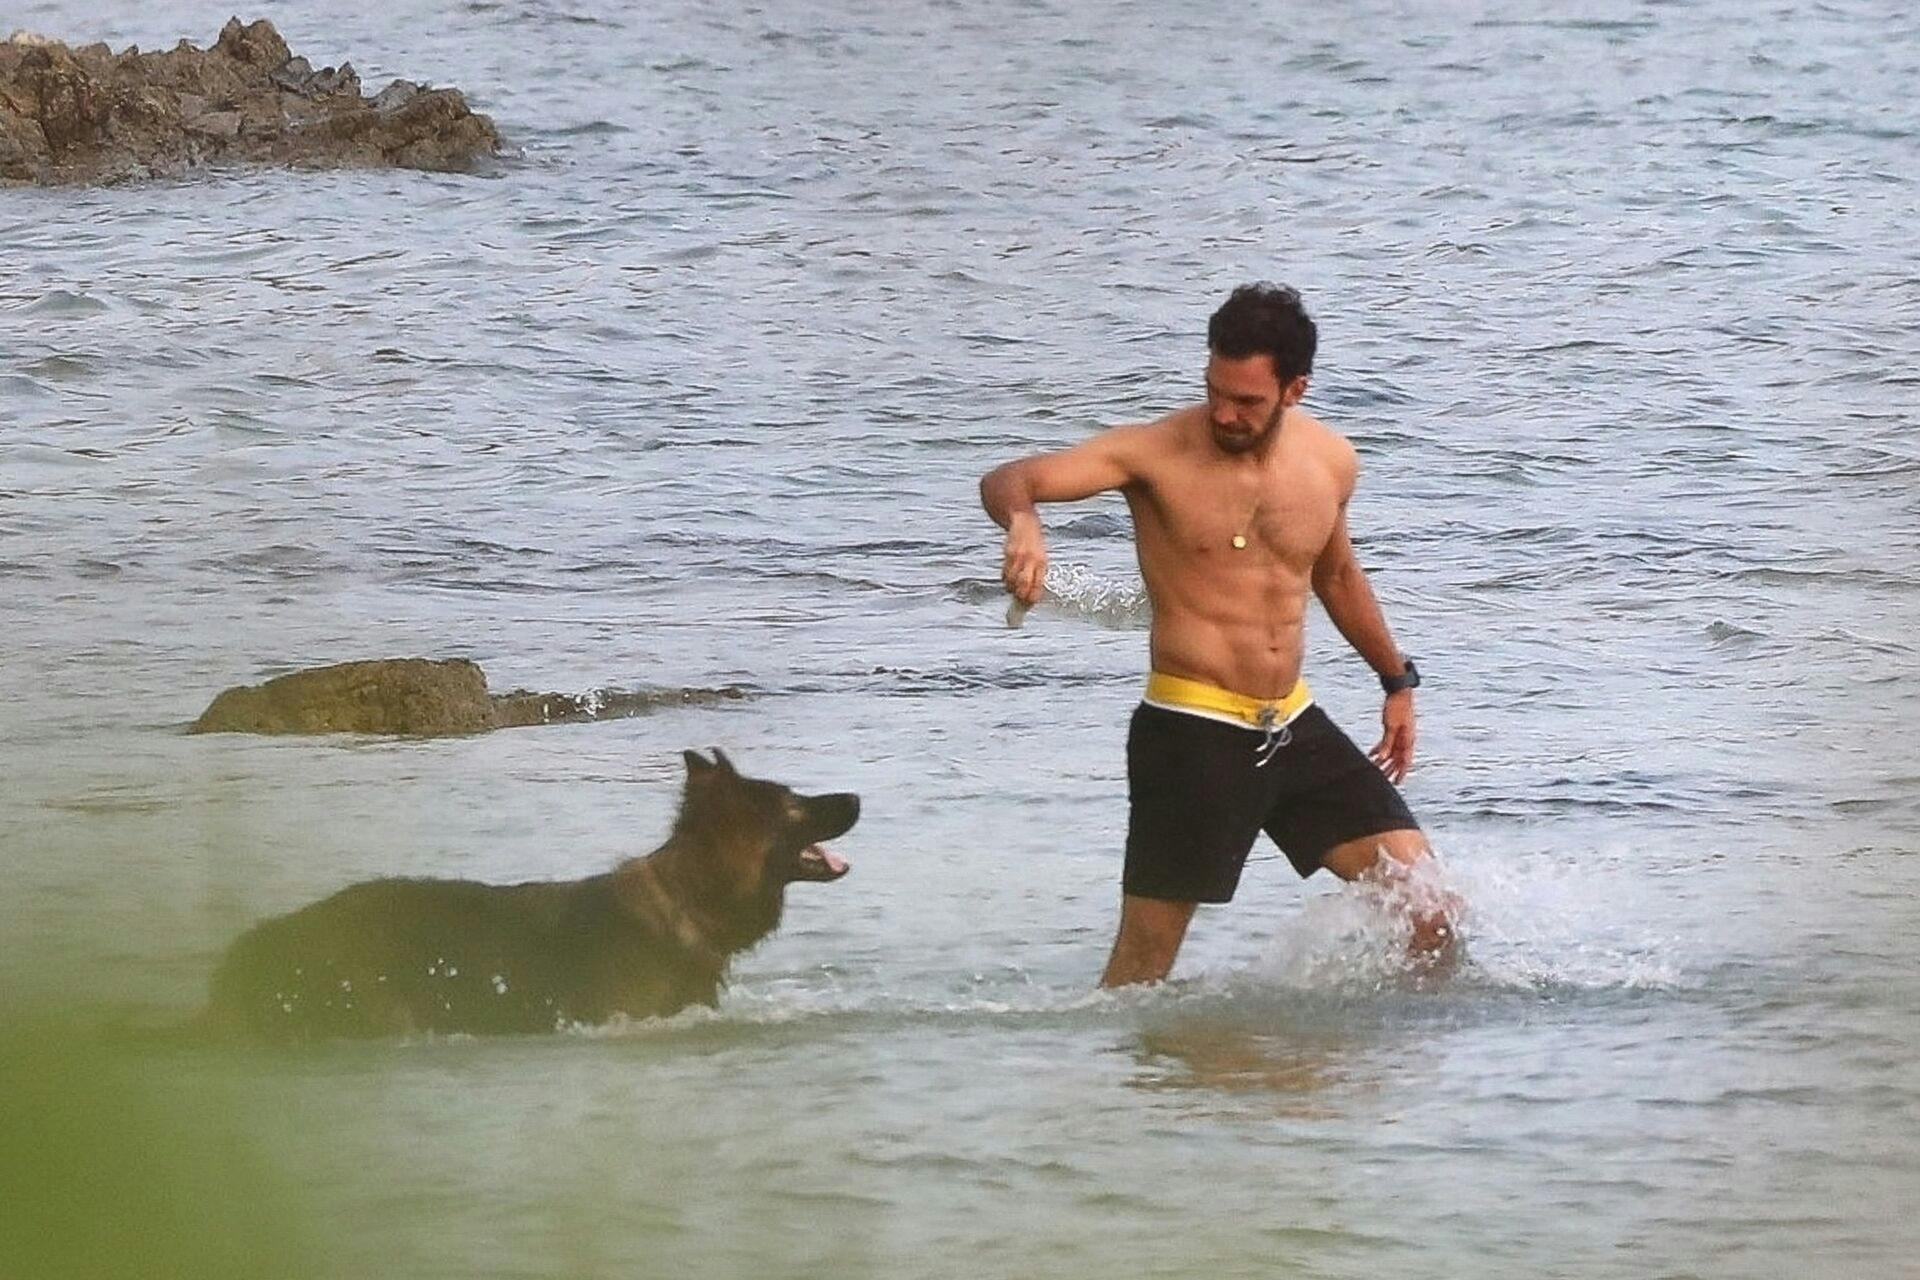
{"left": 1123, "top": 702, "right": 1420, "bottom": 903}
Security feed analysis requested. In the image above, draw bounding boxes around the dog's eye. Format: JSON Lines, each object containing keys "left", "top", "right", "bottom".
{"left": 784, "top": 797, "right": 807, "bottom": 822}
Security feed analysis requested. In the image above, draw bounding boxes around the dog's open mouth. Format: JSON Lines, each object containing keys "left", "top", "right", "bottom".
{"left": 793, "top": 843, "right": 850, "bottom": 882}
{"left": 788, "top": 791, "right": 857, "bottom": 883}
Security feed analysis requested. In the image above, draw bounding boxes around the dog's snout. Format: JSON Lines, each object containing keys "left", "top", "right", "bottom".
{"left": 816, "top": 792, "right": 859, "bottom": 838}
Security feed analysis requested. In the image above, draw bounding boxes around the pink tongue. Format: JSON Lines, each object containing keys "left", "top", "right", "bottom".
{"left": 812, "top": 845, "right": 849, "bottom": 874}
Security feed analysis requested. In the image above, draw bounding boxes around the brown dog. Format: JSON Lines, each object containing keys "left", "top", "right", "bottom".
{"left": 205, "top": 750, "right": 859, "bottom": 1040}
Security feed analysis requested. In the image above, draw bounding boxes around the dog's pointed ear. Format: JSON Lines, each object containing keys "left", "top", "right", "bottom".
{"left": 710, "top": 747, "right": 736, "bottom": 776}
{"left": 682, "top": 749, "right": 715, "bottom": 778}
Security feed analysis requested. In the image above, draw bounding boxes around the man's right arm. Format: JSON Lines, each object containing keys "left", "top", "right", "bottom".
{"left": 980, "top": 426, "right": 1149, "bottom": 605}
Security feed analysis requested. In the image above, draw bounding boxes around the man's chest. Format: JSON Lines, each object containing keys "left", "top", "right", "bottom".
{"left": 1128, "top": 469, "right": 1341, "bottom": 567}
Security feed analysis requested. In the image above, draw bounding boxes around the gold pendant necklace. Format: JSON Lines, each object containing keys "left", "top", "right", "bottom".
{"left": 1228, "top": 410, "right": 1284, "bottom": 550}
{"left": 1232, "top": 491, "right": 1261, "bottom": 550}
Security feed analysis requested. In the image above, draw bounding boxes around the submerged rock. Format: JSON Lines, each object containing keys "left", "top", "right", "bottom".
{"left": 0, "top": 18, "right": 499, "bottom": 185}
{"left": 488, "top": 685, "right": 752, "bottom": 730}
{"left": 191, "top": 658, "right": 748, "bottom": 736}
{"left": 192, "top": 659, "right": 497, "bottom": 735}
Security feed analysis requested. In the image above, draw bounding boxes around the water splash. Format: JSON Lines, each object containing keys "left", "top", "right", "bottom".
{"left": 1235, "top": 846, "right": 1687, "bottom": 998}
{"left": 1241, "top": 889, "right": 1434, "bottom": 995}
{"left": 1038, "top": 562, "right": 1149, "bottom": 630}
{"left": 1445, "top": 849, "right": 1688, "bottom": 992}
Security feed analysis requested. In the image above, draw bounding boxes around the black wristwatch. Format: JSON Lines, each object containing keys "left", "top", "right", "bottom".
{"left": 1379, "top": 658, "right": 1421, "bottom": 694}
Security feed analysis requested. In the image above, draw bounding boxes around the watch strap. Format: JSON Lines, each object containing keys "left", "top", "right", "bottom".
{"left": 1380, "top": 658, "right": 1421, "bottom": 694}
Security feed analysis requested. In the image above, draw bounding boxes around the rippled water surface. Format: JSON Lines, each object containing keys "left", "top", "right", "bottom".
{"left": 4, "top": 0, "right": 1918, "bottom": 1276}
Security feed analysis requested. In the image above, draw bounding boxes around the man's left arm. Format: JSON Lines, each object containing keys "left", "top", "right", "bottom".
{"left": 1311, "top": 490, "right": 1418, "bottom": 784}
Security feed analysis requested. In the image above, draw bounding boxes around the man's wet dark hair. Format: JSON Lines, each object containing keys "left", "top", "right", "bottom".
{"left": 1207, "top": 283, "right": 1317, "bottom": 383}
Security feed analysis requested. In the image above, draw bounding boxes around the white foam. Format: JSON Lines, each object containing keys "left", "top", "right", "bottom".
{"left": 1035, "top": 562, "right": 1149, "bottom": 629}
{"left": 1444, "top": 849, "right": 1687, "bottom": 992}
{"left": 1237, "top": 845, "right": 1688, "bottom": 996}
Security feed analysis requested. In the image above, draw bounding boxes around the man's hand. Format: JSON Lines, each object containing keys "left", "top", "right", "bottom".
{"left": 983, "top": 430, "right": 1144, "bottom": 608}
{"left": 1369, "top": 690, "right": 1416, "bottom": 784}
{"left": 1001, "top": 513, "right": 1048, "bottom": 606}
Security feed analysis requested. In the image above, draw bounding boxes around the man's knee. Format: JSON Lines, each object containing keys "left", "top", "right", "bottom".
{"left": 1320, "top": 828, "right": 1431, "bottom": 882}
{"left": 1321, "top": 831, "right": 1463, "bottom": 954}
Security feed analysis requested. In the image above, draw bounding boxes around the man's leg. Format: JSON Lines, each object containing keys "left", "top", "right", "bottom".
{"left": 1320, "top": 829, "right": 1461, "bottom": 960}
{"left": 1099, "top": 894, "right": 1199, "bottom": 987}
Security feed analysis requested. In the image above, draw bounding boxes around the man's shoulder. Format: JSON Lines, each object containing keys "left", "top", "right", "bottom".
{"left": 1110, "top": 405, "right": 1203, "bottom": 436}
{"left": 1091, "top": 408, "right": 1200, "bottom": 462}
{"left": 1294, "top": 411, "right": 1359, "bottom": 473}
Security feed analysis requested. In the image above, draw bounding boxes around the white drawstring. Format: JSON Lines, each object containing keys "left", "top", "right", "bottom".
{"left": 1253, "top": 705, "right": 1292, "bottom": 767}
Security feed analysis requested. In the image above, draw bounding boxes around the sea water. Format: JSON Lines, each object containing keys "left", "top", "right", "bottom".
{"left": 3, "top": 0, "right": 1917, "bottom": 1275}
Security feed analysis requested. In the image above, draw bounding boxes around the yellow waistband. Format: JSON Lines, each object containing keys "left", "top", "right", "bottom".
{"left": 1143, "top": 672, "right": 1313, "bottom": 730}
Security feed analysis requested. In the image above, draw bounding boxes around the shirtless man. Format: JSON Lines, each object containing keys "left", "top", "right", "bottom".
{"left": 980, "top": 283, "right": 1457, "bottom": 986}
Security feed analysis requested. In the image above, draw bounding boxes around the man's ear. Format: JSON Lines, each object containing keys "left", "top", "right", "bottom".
{"left": 1283, "top": 374, "right": 1309, "bottom": 407}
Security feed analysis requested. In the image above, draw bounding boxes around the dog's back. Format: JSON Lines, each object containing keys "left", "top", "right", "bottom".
{"left": 213, "top": 878, "right": 580, "bottom": 1039}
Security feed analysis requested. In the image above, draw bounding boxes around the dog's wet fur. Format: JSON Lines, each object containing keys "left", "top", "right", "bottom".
{"left": 204, "top": 749, "right": 859, "bottom": 1040}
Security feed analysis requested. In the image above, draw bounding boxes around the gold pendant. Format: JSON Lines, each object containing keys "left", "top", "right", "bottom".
{"left": 1231, "top": 534, "right": 1248, "bottom": 549}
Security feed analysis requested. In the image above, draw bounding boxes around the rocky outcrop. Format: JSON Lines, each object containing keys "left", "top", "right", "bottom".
{"left": 190, "top": 659, "right": 748, "bottom": 736}
{"left": 1, "top": 18, "right": 500, "bottom": 185}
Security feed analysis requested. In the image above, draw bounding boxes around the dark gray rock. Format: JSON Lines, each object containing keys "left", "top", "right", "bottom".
{"left": 1, "top": 18, "right": 499, "bottom": 185}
